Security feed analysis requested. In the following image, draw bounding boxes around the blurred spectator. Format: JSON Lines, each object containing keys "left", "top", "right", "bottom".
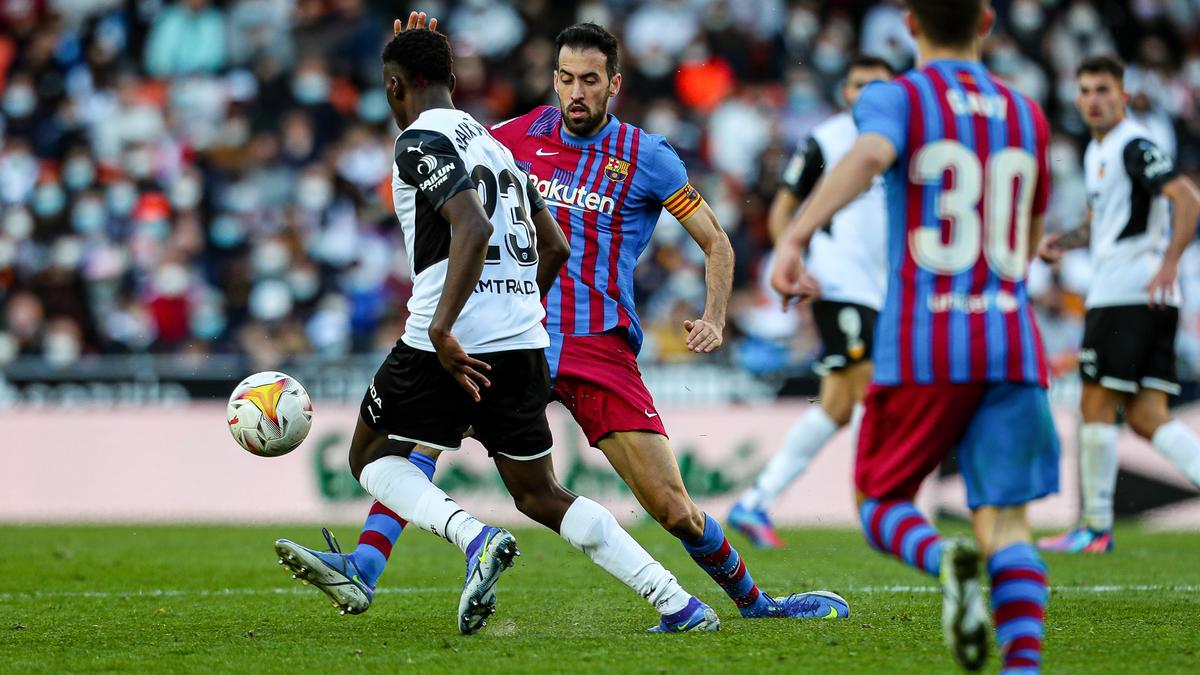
{"left": 0, "top": 0, "right": 1198, "bottom": 380}
{"left": 144, "top": 0, "right": 227, "bottom": 78}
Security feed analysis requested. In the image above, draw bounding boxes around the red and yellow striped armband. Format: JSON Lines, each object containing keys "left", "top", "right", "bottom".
{"left": 663, "top": 183, "right": 704, "bottom": 222}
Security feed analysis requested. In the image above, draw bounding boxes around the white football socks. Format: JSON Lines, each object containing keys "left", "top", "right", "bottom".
{"left": 358, "top": 455, "right": 485, "bottom": 554}
{"left": 1151, "top": 420, "right": 1200, "bottom": 487}
{"left": 1079, "top": 423, "right": 1119, "bottom": 531}
{"left": 740, "top": 405, "right": 840, "bottom": 511}
{"left": 848, "top": 403, "right": 866, "bottom": 447}
{"left": 559, "top": 496, "right": 692, "bottom": 616}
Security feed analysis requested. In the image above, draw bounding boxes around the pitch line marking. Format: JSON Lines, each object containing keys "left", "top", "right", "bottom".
{"left": 2, "top": 584, "right": 1199, "bottom": 602}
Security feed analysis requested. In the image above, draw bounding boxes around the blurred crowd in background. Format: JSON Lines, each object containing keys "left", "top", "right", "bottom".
{"left": 2, "top": 0, "right": 1200, "bottom": 379}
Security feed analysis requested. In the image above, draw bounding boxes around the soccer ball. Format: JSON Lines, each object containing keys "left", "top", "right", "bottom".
{"left": 226, "top": 371, "right": 313, "bottom": 457}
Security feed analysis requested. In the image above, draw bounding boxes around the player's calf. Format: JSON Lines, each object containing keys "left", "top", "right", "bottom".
{"left": 859, "top": 498, "right": 942, "bottom": 577}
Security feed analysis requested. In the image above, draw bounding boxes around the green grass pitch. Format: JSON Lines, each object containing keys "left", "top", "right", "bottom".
{"left": 2, "top": 523, "right": 1198, "bottom": 673}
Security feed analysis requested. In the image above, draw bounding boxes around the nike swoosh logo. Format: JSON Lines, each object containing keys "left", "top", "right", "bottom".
{"left": 536, "top": 149, "right": 558, "bottom": 157}
{"left": 644, "top": 409, "right": 659, "bottom": 418}
{"left": 823, "top": 606, "right": 839, "bottom": 619}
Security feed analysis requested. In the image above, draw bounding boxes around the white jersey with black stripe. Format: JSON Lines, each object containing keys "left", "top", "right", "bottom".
{"left": 782, "top": 112, "right": 888, "bottom": 310}
{"left": 1083, "top": 117, "right": 1179, "bottom": 309}
{"left": 392, "top": 108, "right": 549, "bottom": 353}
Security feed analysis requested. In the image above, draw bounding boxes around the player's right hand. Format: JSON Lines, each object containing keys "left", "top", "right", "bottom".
{"left": 430, "top": 331, "right": 492, "bottom": 402}
{"left": 1037, "top": 233, "right": 1064, "bottom": 264}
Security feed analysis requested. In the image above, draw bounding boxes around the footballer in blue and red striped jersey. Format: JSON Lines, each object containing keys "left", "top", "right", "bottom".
{"left": 490, "top": 104, "right": 701, "bottom": 380}
{"left": 483, "top": 23, "right": 849, "bottom": 624}
{"left": 772, "top": 2, "right": 1058, "bottom": 671}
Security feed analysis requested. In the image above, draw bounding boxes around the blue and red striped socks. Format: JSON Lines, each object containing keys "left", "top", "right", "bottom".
{"left": 680, "top": 514, "right": 772, "bottom": 617}
{"left": 989, "top": 543, "right": 1047, "bottom": 674}
{"left": 347, "top": 451, "right": 437, "bottom": 588}
{"left": 860, "top": 499, "right": 942, "bottom": 577}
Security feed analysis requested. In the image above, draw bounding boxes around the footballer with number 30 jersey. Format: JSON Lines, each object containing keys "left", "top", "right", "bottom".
{"left": 773, "top": 2, "right": 1059, "bottom": 671}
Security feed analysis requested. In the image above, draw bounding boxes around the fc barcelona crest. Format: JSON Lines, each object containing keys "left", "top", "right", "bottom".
{"left": 604, "top": 157, "right": 630, "bottom": 182}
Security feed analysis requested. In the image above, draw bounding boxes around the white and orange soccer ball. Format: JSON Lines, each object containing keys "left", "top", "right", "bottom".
{"left": 226, "top": 371, "right": 313, "bottom": 457}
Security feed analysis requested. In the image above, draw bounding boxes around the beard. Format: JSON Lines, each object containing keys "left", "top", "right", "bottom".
{"left": 560, "top": 103, "right": 608, "bottom": 136}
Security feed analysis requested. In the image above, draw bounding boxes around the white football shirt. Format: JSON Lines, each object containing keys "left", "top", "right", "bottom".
{"left": 1083, "top": 117, "right": 1179, "bottom": 308}
{"left": 392, "top": 108, "right": 549, "bottom": 353}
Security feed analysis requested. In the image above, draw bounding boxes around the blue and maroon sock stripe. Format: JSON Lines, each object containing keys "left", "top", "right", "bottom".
{"left": 681, "top": 514, "right": 768, "bottom": 613}
{"left": 988, "top": 543, "right": 1048, "bottom": 672}
{"left": 860, "top": 499, "right": 942, "bottom": 577}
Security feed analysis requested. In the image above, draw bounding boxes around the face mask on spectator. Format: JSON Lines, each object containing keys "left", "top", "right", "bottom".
{"left": 190, "top": 300, "right": 227, "bottom": 340}
{"left": 51, "top": 237, "right": 84, "bottom": 270}
{"left": 1067, "top": 4, "right": 1100, "bottom": 33}
{"left": 812, "top": 44, "right": 846, "bottom": 76}
{"left": 44, "top": 328, "right": 82, "bottom": 368}
{"left": 253, "top": 240, "right": 291, "bottom": 277}
{"left": 1011, "top": 0, "right": 1043, "bottom": 34}
{"left": 63, "top": 158, "right": 96, "bottom": 190}
{"left": 789, "top": 84, "right": 820, "bottom": 113}
{"left": 1186, "top": 59, "right": 1200, "bottom": 88}
{"left": 171, "top": 176, "right": 203, "bottom": 210}
{"left": 3, "top": 86, "right": 36, "bottom": 118}
{"left": 108, "top": 182, "right": 138, "bottom": 217}
{"left": 140, "top": 218, "right": 171, "bottom": 241}
{"left": 33, "top": 184, "right": 67, "bottom": 217}
{"left": 249, "top": 279, "right": 294, "bottom": 321}
{"left": 154, "top": 263, "right": 190, "bottom": 297}
{"left": 125, "top": 148, "right": 154, "bottom": 180}
{"left": 3, "top": 208, "right": 34, "bottom": 241}
{"left": 296, "top": 176, "right": 333, "bottom": 212}
{"left": 292, "top": 73, "right": 330, "bottom": 105}
{"left": 288, "top": 268, "right": 321, "bottom": 302}
{"left": 991, "top": 47, "right": 1021, "bottom": 75}
{"left": 210, "top": 214, "right": 246, "bottom": 248}
{"left": 358, "top": 89, "right": 391, "bottom": 123}
{"left": 72, "top": 198, "right": 108, "bottom": 235}
{"left": 0, "top": 237, "right": 16, "bottom": 269}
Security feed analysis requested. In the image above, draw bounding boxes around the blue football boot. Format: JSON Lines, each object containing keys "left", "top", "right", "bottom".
{"left": 647, "top": 597, "right": 721, "bottom": 633}
{"left": 458, "top": 527, "right": 520, "bottom": 635}
{"left": 728, "top": 503, "right": 785, "bottom": 548}
{"left": 755, "top": 591, "right": 850, "bottom": 619}
{"left": 275, "top": 529, "right": 373, "bottom": 615}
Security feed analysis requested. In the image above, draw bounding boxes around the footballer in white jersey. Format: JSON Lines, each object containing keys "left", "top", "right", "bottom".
{"left": 731, "top": 56, "right": 895, "bottom": 548}
{"left": 1037, "top": 55, "right": 1200, "bottom": 554}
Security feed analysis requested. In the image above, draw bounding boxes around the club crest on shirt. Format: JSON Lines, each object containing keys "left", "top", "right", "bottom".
{"left": 604, "top": 157, "right": 630, "bottom": 182}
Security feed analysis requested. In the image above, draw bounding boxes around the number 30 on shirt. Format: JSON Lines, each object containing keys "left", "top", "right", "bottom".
{"left": 908, "top": 141, "right": 1037, "bottom": 281}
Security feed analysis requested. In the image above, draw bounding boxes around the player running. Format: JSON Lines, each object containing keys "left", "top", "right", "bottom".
{"left": 277, "top": 27, "right": 720, "bottom": 635}
{"left": 278, "top": 14, "right": 849, "bottom": 626}
{"left": 774, "top": 1, "right": 1056, "bottom": 672}
{"left": 1036, "top": 55, "right": 1200, "bottom": 554}
{"left": 729, "top": 55, "right": 895, "bottom": 548}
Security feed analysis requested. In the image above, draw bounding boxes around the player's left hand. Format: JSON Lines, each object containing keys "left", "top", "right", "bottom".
{"left": 1146, "top": 258, "right": 1179, "bottom": 308}
{"left": 395, "top": 11, "right": 438, "bottom": 35}
{"left": 683, "top": 319, "right": 724, "bottom": 353}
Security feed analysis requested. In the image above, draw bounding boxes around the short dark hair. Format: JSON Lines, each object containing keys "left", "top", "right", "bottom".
{"left": 847, "top": 55, "right": 896, "bottom": 76}
{"left": 381, "top": 29, "right": 453, "bottom": 88}
{"left": 555, "top": 22, "right": 620, "bottom": 79}
{"left": 1076, "top": 54, "right": 1125, "bottom": 82}
{"left": 906, "top": 0, "right": 985, "bottom": 48}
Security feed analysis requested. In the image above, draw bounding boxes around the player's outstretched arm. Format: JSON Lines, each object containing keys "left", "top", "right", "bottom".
{"left": 1037, "top": 210, "right": 1090, "bottom": 264}
{"left": 429, "top": 190, "right": 495, "bottom": 401}
{"left": 1147, "top": 175, "right": 1200, "bottom": 306}
{"left": 772, "top": 134, "right": 894, "bottom": 303}
{"left": 678, "top": 201, "right": 734, "bottom": 353}
{"left": 532, "top": 206, "right": 569, "bottom": 298}
{"left": 766, "top": 189, "right": 802, "bottom": 243}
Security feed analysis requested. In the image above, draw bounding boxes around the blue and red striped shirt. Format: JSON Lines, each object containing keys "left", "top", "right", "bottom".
{"left": 854, "top": 61, "right": 1052, "bottom": 387}
{"left": 490, "top": 106, "right": 701, "bottom": 357}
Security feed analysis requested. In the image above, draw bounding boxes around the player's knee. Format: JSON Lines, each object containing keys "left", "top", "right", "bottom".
{"left": 512, "top": 488, "right": 571, "bottom": 529}
{"left": 822, "top": 397, "right": 854, "bottom": 427}
{"left": 1127, "top": 404, "right": 1167, "bottom": 440}
{"left": 654, "top": 496, "right": 704, "bottom": 539}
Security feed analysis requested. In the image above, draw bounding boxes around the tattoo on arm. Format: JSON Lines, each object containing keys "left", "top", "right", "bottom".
{"left": 1055, "top": 223, "right": 1090, "bottom": 250}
